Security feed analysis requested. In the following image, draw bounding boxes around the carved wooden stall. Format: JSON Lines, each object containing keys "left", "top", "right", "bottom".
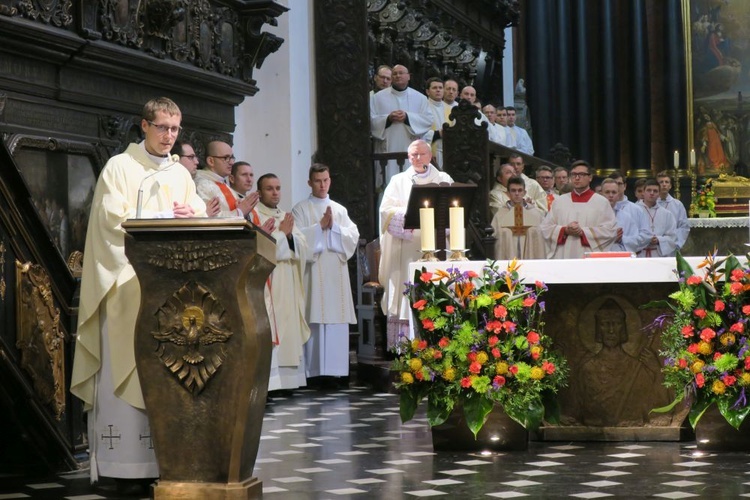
{"left": 0, "top": 0, "right": 286, "bottom": 472}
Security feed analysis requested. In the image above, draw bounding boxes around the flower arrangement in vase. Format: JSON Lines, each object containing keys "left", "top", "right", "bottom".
{"left": 647, "top": 251, "right": 750, "bottom": 429}
{"left": 392, "top": 260, "right": 568, "bottom": 437}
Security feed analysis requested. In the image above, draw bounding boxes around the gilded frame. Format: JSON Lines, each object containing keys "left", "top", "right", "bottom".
{"left": 683, "top": 0, "right": 750, "bottom": 177}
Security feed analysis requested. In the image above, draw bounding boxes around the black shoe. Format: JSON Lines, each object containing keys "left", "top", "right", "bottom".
{"left": 114, "top": 478, "right": 154, "bottom": 496}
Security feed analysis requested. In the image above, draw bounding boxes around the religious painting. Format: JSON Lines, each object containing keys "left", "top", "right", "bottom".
{"left": 685, "top": 0, "right": 750, "bottom": 176}
{"left": 12, "top": 141, "right": 97, "bottom": 263}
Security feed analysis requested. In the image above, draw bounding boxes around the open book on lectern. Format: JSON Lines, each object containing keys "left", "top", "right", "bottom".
{"left": 403, "top": 182, "right": 477, "bottom": 230}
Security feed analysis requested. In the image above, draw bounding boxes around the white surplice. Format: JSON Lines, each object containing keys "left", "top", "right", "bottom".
{"left": 636, "top": 201, "right": 678, "bottom": 257}
{"left": 657, "top": 194, "right": 689, "bottom": 249}
{"left": 540, "top": 189, "right": 618, "bottom": 259}
{"left": 371, "top": 86, "right": 433, "bottom": 178}
{"left": 292, "top": 195, "right": 359, "bottom": 377}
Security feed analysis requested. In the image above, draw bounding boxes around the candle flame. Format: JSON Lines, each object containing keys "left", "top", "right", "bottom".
{"left": 452, "top": 200, "right": 458, "bottom": 207}
{"left": 423, "top": 200, "right": 429, "bottom": 208}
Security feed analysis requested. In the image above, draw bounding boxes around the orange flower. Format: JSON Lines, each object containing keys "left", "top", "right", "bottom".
{"left": 493, "top": 375, "right": 506, "bottom": 387}
{"left": 686, "top": 275, "right": 702, "bottom": 285}
{"left": 412, "top": 299, "right": 427, "bottom": 311}
{"left": 731, "top": 282, "right": 744, "bottom": 295}
{"left": 419, "top": 272, "right": 433, "bottom": 283}
{"left": 731, "top": 322, "right": 744, "bottom": 333}
{"left": 694, "top": 308, "right": 707, "bottom": 319}
{"left": 469, "top": 362, "right": 482, "bottom": 374}
{"left": 714, "top": 300, "right": 725, "bottom": 312}
{"left": 488, "top": 335, "right": 499, "bottom": 347}
{"left": 527, "top": 331, "right": 540, "bottom": 344}
{"left": 542, "top": 360, "right": 556, "bottom": 374}
{"left": 681, "top": 325, "right": 694, "bottom": 338}
{"left": 491, "top": 347, "right": 501, "bottom": 358}
{"left": 699, "top": 328, "right": 716, "bottom": 342}
{"left": 445, "top": 305, "right": 455, "bottom": 314}
{"left": 460, "top": 377, "right": 472, "bottom": 388}
{"left": 523, "top": 297, "right": 536, "bottom": 307}
{"left": 744, "top": 305, "right": 750, "bottom": 316}
{"left": 695, "top": 372, "right": 705, "bottom": 388}
{"left": 421, "top": 318, "right": 435, "bottom": 331}
{"left": 438, "top": 337, "right": 450, "bottom": 348}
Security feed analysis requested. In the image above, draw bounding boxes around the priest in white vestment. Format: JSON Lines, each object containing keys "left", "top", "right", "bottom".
{"left": 292, "top": 165, "right": 359, "bottom": 383}
{"left": 496, "top": 107, "right": 517, "bottom": 148}
{"left": 194, "top": 141, "right": 256, "bottom": 218}
{"left": 506, "top": 107, "right": 535, "bottom": 155}
{"left": 371, "top": 65, "right": 434, "bottom": 180}
{"left": 482, "top": 104, "right": 509, "bottom": 146}
{"left": 489, "top": 163, "right": 518, "bottom": 218}
{"left": 70, "top": 98, "right": 207, "bottom": 488}
{"left": 255, "top": 173, "right": 310, "bottom": 391}
{"left": 656, "top": 171, "right": 690, "bottom": 249}
{"left": 540, "top": 161, "right": 617, "bottom": 258}
{"left": 379, "top": 140, "right": 453, "bottom": 346}
{"left": 509, "top": 153, "right": 547, "bottom": 213}
{"left": 636, "top": 180, "right": 678, "bottom": 257}
{"left": 491, "top": 177, "right": 547, "bottom": 260}
{"left": 422, "top": 77, "right": 455, "bottom": 169}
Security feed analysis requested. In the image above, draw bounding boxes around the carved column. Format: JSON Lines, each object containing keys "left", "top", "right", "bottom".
{"left": 314, "top": 0, "right": 372, "bottom": 239}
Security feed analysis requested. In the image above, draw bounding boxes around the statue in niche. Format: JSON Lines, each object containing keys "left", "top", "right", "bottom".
{"left": 575, "top": 296, "right": 669, "bottom": 427}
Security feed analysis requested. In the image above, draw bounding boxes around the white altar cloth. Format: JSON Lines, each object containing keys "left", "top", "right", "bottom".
{"left": 408, "top": 256, "right": 721, "bottom": 286}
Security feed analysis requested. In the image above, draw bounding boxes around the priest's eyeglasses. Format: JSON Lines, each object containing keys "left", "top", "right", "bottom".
{"left": 209, "top": 155, "right": 236, "bottom": 163}
{"left": 180, "top": 154, "right": 198, "bottom": 161}
{"left": 147, "top": 121, "right": 182, "bottom": 135}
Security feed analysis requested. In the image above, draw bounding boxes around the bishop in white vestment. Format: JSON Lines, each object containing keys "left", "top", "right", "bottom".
{"left": 292, "top": 165, "right": 359, "bottom": 379}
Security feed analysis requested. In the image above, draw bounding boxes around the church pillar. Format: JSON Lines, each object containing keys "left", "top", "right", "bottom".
{"left": 572, "top": 0, "right": 593, "bottom": 163}
{"left": 526, "top": 0, "right": 552, "bottom": 159}
{"left": 629, "top": 0, "right": 650, "bottom": 175}
{"left": 313, "top": 0, "right": 372, "bottom": 239}
{"left": 553, "top": 0, "right": 572, "bottom": 154}
{"left": 598, "top": 0, "right": 619, "bottom": 173}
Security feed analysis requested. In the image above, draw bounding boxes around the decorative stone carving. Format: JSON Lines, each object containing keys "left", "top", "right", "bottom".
{"left": 152, "top": 281, "right": 233, "bottom": 394}
{"left": 15, "top": 261, "right": 66, "bottom": 420}
{"left": 0, "top": 241, "right": 5, "bottom": 301}
{"left": 148, "top": 242, "right": 238, "bottom": 272}
{"left": 144, "top": 0, "right": 184, "bottom": 39}
{"left": 17, "top": 0, "right": 72, "bottom": 27}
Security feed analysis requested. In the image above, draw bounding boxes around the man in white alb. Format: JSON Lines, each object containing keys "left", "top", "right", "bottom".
{"left": 379, "top": 140, "right": 453, "bottom": 346}
{"left": 255, "top": 173, "right": 310, "bottom": 392}
{"left": 656, "top": 171, "right": 690, "bottom": 250}
{"left": 636, "top": 179, "right": 678, "bottom": 257}
{"left": 601, "top": 178, "right": 650, "bottom": 254}
{"left": 194, "top": 141, "right": 257, "bottom": 218}
{"left": 292, "top": 164, "right": 359, "bottom": 387}
{"left": 540, "top": 160, "right": 617, "bottom": 258}
{"left": 423, "top": 77, "right": 448, "bottom": 168}
{"left": 71, "top": 97, "right": 206, "bottom": 493}
{"left": 506, "top": 106, "right": 534, "bottom": 155}
{"left": 371, "top": 64, "right": 433, "bottom": 179}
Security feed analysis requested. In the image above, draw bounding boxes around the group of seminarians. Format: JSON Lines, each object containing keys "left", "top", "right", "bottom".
{"left": 70, "top": 97, "right": 359, "bottom": 494}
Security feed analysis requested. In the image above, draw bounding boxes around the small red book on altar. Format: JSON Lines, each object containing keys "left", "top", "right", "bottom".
{"left": 583, "top": 251, "right": 636, "bottom": 258}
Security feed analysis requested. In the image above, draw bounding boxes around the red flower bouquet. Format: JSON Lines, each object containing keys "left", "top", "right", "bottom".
{"left": 391, "top": 260, "right": 568, "bottom": 436}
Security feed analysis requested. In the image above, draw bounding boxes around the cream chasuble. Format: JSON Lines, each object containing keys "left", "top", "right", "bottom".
{"left": 491, "top": 203, "right": 547, "bottom": 260}
{"left": 256, "top": 202, "right": 310, "bottom": 389}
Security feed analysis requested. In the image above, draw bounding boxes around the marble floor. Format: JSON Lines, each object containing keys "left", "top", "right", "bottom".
{"left": 2, "top": 385, "right": 750, "bottom": 499}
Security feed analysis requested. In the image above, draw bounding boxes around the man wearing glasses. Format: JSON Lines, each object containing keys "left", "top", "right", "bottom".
{"left": 71, "top": 97, "right": 206, "bottom": 493}
{"left": 194, "top": 141, "right": 257, "bottom": 218}
{"left": 540, "top": 160, "right": 617, "bottom": 258}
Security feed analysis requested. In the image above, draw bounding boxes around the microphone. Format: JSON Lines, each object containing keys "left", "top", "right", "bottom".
{"left": 135, "top": 160, "right": 176, "bottom": 218}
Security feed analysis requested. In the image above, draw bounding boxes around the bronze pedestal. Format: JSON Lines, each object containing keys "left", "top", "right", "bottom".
{"left": 123, "top": 219, "right": 275, "bottom": 499}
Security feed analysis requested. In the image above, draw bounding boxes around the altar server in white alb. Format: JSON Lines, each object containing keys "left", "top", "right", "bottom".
{"left": 71, "top": 97, "right": 206, "bottom": 490}
{"left": 292, "top": 164, "right": 359, "bottom": 383}
{"left": 656, "top": 171, "right": 690, "bottom": 249}
{"left": 371, "top": 64, "right": 434, "bottom": 179}
{"left": 255, "top": 173, "right": 310, "bottom": 391}
{"left": 379, "top": 140, "right": 453, "bottom": 346}
{"left": 636, "top": 179, "right": 678, "bottom": 257}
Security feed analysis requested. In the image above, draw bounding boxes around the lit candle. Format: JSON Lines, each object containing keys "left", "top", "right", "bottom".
{"left": 449, "top": 201, "right": 465, "bottom": 250}
{"left": 674, "top": 150, "right": 679, "bottom": 168}
{"left": 419, "top": 201, "right": 435, "bottom": 251}
{"left": 690, "top": 149, "right": 696, "bottom": 168}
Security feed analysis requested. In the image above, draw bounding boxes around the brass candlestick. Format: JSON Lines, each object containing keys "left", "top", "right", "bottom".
{"left": 418, "top": 250, "right": 439, "bottom": 262}
{"left": 448, "top": 249, "right": 468, "bottom": 261}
